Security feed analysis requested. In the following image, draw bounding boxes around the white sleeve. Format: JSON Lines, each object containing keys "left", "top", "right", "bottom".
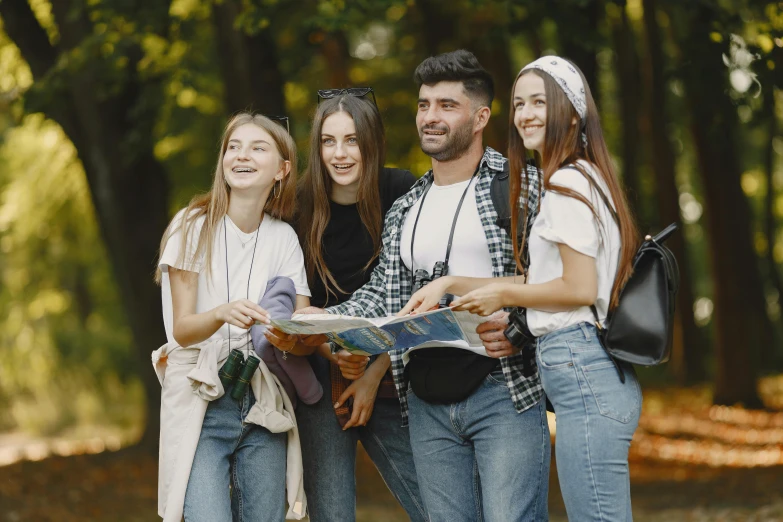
{"left": 276, "top": 225, "right": 311, "bottom": 297}
{"left": 536, "top": 168, "right": 600, "bottom": 258}
{"left": 158, "top": 209, "right": 204, "bottom": 274}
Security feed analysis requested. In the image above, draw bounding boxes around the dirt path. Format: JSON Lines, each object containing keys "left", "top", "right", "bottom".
{"left": 1, "top": 445, "right": 782, "bottom": 522}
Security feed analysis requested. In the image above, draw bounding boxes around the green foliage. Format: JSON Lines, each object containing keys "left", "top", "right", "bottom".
{"left": 0, "top": 0, "right": 782, "bottom": 436}
{"left": 0, "top": 114, "right": 143, "bottom": 435}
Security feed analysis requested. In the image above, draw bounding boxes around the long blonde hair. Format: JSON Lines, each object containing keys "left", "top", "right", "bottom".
{"left": 154, "top": 113, "right": 297, "bottom": 284}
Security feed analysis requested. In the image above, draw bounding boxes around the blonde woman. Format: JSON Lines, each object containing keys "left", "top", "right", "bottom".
{"left": 154, "top": 113, "right": 310, "bottom": 522}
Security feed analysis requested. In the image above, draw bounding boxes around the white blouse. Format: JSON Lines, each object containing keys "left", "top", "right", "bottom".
{"left": 526, "top": 161, "right": 621, "bottom": 337}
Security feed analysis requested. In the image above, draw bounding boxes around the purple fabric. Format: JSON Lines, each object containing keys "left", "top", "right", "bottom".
{"left": 251, "top": 276, "right": 323, "bottom": 407}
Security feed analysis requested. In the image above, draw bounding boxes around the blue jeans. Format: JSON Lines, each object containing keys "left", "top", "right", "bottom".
{"left": 406, "top": 370, "right": 550, "bottom": 522}
{"left": 537, "top": 322, "right": 642, "bottom": 522}
{"left": 296, "top": 355, "right": 427, "bottom": 522}
{"left": 184, "top": 380, "right": 287, "bottom": 522}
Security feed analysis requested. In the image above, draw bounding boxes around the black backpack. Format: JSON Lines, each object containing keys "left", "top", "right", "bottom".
{"left": 583, "top": 175, "right": 680, "bottom": 382}
{"left": 493, "top": 164, "right": 680, "bottom": 384}
{"left": 490, "top": 161, "right": 537, "bottom": 244}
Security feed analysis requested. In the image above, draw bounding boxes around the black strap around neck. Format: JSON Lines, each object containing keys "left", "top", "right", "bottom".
{"left": 224, "top": 216, "right": 261, "bottom": 347}
{"left": 409, "top": 163, "right": 480, "bottom": 275}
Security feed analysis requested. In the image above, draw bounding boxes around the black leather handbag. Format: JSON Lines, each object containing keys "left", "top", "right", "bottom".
{"left": 585, "top": 176, "right": 680, "bottom": 379}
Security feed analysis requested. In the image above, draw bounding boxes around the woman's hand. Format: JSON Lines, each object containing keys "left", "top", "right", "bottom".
{"left": 264, "top": 327, "right": 296, "bottom": 351}
{"left": 397, "top": 276, "right": 453, "bottom": 316}
{"left": 214, "top": 299, "right": 270, "bottom": 329}
{"left": 452, "top": 283, "right": 507, "bottom": 317}
{"left": 264, "top": 327, "right": 319, "bottom": 357}
{"left": 335, "top": 349, "right": 370, "bottom": 380}
{"left": 334, "top": 355, "right": 389, "bottom": 430}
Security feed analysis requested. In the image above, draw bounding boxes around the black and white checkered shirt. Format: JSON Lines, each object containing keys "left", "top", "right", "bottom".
{"left": 327, "top": 147, "right": 543, "bottom": 426}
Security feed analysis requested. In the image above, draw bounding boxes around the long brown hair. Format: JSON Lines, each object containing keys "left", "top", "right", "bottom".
{"left": 509, "top": 62, "right": 638, "bottom": 309}
{"left": 297, "top": 95, "right": 385, "bottom": 303}
{"left": 154, "top": 113, "right": 297, "bottom": 284}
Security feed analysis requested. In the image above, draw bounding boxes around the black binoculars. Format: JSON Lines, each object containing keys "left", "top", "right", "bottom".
{"left": 412, "top": 261, "right": 454, "bottom": 307}
{"left": 218, "top": 348, "right": 260, "bottom": 400}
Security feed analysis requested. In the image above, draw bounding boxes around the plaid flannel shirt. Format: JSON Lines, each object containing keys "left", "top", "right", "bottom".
{"left": 327, "top": 147, "right": 543, "bottom": 426}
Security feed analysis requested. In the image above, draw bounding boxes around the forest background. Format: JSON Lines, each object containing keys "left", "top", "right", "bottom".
{"left": 0, "top": 0, "right": 782, "bottom": 518}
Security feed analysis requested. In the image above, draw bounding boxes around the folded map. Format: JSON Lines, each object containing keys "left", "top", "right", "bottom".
{"left": 271, "top": 307, "right": 487, "bottom": 356}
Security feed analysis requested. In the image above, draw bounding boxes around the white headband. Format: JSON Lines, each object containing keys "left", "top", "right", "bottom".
{"left": 521, "top": 56, "right": 587, "bottom": 122}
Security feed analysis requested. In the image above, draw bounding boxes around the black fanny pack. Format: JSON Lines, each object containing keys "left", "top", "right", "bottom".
{"left": 405, "top": 347, "right": 499, "bottom": 404}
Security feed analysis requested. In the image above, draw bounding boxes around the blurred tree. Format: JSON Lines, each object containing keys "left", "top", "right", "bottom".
{"left": 212, "top": 0, "right": 286, "bottom": 115}
{"left": 671, "top": 0, "right": 769, "bottom": 407}
{"left": 641, "top": 0, "right": 706, "bottom": 383}
{"left": 609, "top": 0, "right": 642, "bottom": 209}
{"left": 0, "top": 0, "right": 173, "bottom": 448}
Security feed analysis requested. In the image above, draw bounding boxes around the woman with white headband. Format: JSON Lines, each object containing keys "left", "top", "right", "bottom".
{"left": 401, "top": 56, "right": 641, "bottom": 521}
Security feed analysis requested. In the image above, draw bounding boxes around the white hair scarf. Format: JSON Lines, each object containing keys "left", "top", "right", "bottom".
{"left": 521, "top": 56, "right": 587, "bottom": 123}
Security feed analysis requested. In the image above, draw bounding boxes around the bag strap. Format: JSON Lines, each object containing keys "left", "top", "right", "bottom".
{"left": 562, "top": 167, "right": 618, "bottom": 328}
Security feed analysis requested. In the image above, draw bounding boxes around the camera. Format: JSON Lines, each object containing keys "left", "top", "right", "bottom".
{"left": 412, "top": 261, "right": 454, "bottom": 307}
{"left": 504, "top": 307, "right": 534, "bottom": 348}
{"left": 504, "top": 307, "right": 538, "bottom": 377}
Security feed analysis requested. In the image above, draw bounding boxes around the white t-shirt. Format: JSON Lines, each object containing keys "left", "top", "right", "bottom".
{"left": 400, "top": 178, "right": 494, "bottom": 356}
{"left": 527, "top": 161, "right": 620, "bottom": 337}
{"left": 159, "top": 210, "right": 310, "bottom": 344}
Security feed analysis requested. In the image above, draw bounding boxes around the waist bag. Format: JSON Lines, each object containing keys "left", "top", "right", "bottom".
{"left": 405, "top": 347, "right": 499, "bottom": 404}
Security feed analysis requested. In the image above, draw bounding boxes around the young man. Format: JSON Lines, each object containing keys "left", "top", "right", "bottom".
{"left": 325, "top": 50, "right": 550, "bottom": 521}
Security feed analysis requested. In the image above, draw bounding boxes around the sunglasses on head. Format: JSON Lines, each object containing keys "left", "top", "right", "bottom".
{"left": 266, "top": 115, "right": 290, "bottom": 134}
{"left": 316, "top": 87, "right": 377, "bottom": 106}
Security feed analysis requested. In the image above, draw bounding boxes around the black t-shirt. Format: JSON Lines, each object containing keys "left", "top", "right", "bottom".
{"left": 309, "top": 167, "right": 417, "bottom": 309}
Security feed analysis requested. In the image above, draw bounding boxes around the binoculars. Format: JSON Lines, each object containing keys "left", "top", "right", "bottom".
{"left": 218, "top": 348, "right": 260, "bottom": 400}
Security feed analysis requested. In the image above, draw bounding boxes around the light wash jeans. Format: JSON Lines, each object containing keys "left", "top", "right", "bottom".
{"left": 184, "top": 379, "right": 287, "bottom": 522}
{"left": 296, "top": 355, "right": 427, "bottom": 522}
{"left": 406, "top": 369, "right": 551, "bottom": 522}
{"left": 537, "top": 322, "right": 642, "bottom": 522}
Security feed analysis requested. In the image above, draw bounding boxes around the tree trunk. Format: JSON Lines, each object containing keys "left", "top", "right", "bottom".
{"left": 611, "top": 1, "right": 642, "bottom": 211}
{"left": 763, "top": 85, "right": 783, "bottom": 369}
{"left": 673, "top": 3, "right": 767, "bottom": 407}
{"left": 558, "top": 0, "right": 602, "bottom": 101}
{"left": 212, "top": 0, "right": 286, "bottom": 115}
{"left": 321, "top": 31, "right": 351, "bottom": 88}
{"left": 472, "top": 31, "right": 513, "bottom": 152}
{"left": 1, "top": 0, "right": 171, "bottom": 450}
{"left": 415, "top": 0, "right": 458, "bottom": 57}
{"left": 642, "top": 0, "right": 706, "bottom": 383}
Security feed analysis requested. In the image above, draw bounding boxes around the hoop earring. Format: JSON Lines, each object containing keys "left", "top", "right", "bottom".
{"left": 274, "top": 179, "right": 281, "bottom": 199}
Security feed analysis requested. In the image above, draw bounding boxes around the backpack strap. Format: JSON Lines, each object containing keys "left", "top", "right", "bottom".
{"left": 490, "top": 160, "right": 543, "bottom": 273}
{"left": 490, "top": 162, "right": 515, "bottom": 236}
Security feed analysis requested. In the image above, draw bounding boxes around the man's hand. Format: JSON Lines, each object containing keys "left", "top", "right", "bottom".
{"left": 335, "top": 349, "right": 370, "bottom": 380}
{"left": 476, "top": 311, "right": 519, "bottom": 358}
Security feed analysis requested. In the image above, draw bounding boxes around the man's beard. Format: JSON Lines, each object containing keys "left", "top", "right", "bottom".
{"left": 419, "top": 120, "right": 474, "bottom": 162}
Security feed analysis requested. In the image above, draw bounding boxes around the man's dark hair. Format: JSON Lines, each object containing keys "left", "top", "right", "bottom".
{"left": 413, "top": 49, "right": 494, "bottom": 107}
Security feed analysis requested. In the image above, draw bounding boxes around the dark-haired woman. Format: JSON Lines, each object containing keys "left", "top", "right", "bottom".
{"left": 401, "top": 57, "right": 641, "bottom": 521}
{"left": 295, "top": 93, "right": 427, "bottom": 522}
